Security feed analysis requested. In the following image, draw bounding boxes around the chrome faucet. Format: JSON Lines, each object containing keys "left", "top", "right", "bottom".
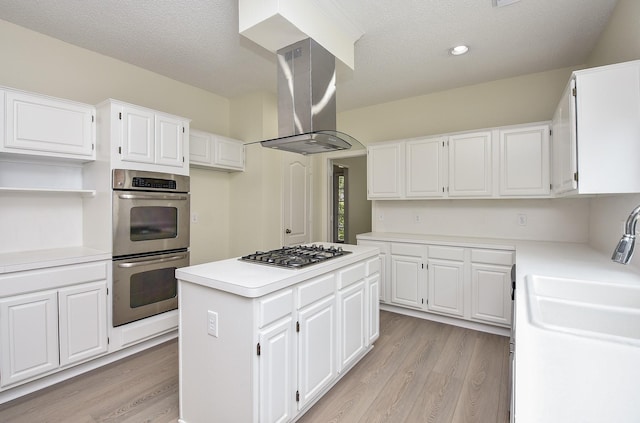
{"left": 612, "top": 204, "right": 640, "bottom": 264}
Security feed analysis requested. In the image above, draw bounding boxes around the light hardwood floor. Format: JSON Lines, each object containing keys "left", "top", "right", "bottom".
{"left": 0, "top": 311, "right": 509, "bottom": 423}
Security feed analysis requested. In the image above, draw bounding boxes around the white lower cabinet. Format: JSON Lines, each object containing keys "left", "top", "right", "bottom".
{"left": 0, "top": 290, "right": 59, "bottom": 387}
{"left": 58, "top": 281, "right": 109, "bottom": 367}
{"left": 356, "top": 240, "right": 389, "bottom": 304}
{"left": 367, "top": 273, "right": 380, "bottom": 345}
{"left": 390, "top": 243, "right": 427, "bottom": 309}
{"left": 337, "top": 281, "right": 366, "bottom": 372}
{"left": 297, "top": 294, "right": 336, "bottom": 409}
{"left": 0, "top": 261, "right": 109, "bottom": 389}
{"left": 360, "top": 236, "right": 515, "bottom": 331}
{"left": 259, "top": 316, "right": 295, "bottom": 423}
{"left": 178, "top": 256, "right": 379, "bottom": 423}
{"left": 427, "top": 259, "right": 465, "bottom": 317}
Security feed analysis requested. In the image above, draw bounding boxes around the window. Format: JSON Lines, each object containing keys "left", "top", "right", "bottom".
{"left": 333, "top": 165, "right": 348, "bottom": 243}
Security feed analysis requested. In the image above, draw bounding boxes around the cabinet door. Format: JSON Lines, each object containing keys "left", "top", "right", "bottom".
{"left": 120, "top": 105, "right": 155, "bottom": 164}
{"left": 367, "top": 274, "right": 380, "bottom": 345}
{"left": 406, "top": 137, "right": 446, "bottom": 198}
{"left": 448, "top": 131, "right": 492, "bottom": 197}
{"left": 214, "top": 136, "right": 245, "bottom": 170}
{"left": 471, "top": 263, "right": 512, "bottom": 326}
{"left": 4, "top": 90, "right": 95, "bottom": 159}
{"left": 155, "top": 114, "right": 185, "bottom": 168}
{"left": 58, "top": 281, "right": 108, "bottom": 367}
{"left": 575, "top": 61, "right": 640, "bottom": 194}
{"left": 356, "top": 240, "right": 389, "bottom": 303}
{"left": 297, "top": 294, "right": 336, "bottom": 409}
{"left": 0, "top": 291, "right": 59, "bottom": 387}
{"left": 367, "top": 143, "right": 404, "bottom": 198}
{"left": 390, "top": 254, "right": 425, "bottom": 309}
{"left": 338, "top": 281, "right": 366, "bottom": 372}
{"left": 259, "top": 316, "right": 295, "bottom": 423}
{"left": 499, "top": 125, "right": 550, "bottom": 196}
{"left": 189, "top": 129, "right": 213, "bottom": 166}
{"left": 427, "top": 259, "right": 464, "bottom": 317}
{"left": 551, "top": 79, "right": 578, "bottom": 195}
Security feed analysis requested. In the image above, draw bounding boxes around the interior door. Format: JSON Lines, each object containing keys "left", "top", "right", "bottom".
{"left": 282, "top": 153, "right": 311, "bottom": 246}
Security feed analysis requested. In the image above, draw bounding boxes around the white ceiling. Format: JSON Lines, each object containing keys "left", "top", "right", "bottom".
{"left": 0, "top": 0, "right": 618, "bottom": 111}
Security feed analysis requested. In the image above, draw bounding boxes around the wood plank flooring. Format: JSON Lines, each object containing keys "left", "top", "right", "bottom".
{"left": 0, "top": 311, "right": 509, "bottom": 423}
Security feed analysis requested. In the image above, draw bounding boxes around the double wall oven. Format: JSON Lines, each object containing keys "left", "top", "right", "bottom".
{"left": 112, "top": 169, "right": 190, "bottom": 327}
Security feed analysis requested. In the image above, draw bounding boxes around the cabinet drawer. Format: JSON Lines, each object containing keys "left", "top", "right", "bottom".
{"left": 390, "top": 243, "right": 423, "bottom": 256}
{"left": 471, "top": 249, "right": 514, "bottom": 266}
{"left": 428, "top": 245, "right": 465, "bottom": 261}
{"left": 337, "top": 262, "right": 366, "bottom": 289}
{"left": 258, "top": 289, "right": 293, "bottom": 328}
{"left": 0, "top": 261, "right": 109, "bottom": 298}
{"left": 297, "top": 274, "right": 335, "bottom": 309}
{"left": 365, "top": 257, "right": 380, "bottom": 276}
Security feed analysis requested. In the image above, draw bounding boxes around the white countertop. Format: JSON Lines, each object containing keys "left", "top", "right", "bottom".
{"left": 176, "top": 243, "right": 379, "bottom": 298}
{"left": 513, "top": 242, "right": 640, "bottom": 423}
{"left": 358, "top": 232, "right": 640, "bottom": 422}
{"left": 0, "top": 246, "right": 111, "bottom": 274}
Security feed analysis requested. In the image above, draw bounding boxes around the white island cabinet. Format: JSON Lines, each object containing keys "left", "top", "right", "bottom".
{"left": 176, "top": 243, "right": 379, "bottom": 423}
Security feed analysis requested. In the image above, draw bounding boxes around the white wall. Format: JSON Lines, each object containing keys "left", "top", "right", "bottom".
{"left": 373, "top": 199, "right": 589, "bottom": 243}
{"left": 0, "top": 19, "right": 234, "bottom": 264}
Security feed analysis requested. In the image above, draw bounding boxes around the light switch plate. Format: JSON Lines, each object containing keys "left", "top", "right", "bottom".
{"left": 207, "top": 310, "right": 218, "bottom": 337}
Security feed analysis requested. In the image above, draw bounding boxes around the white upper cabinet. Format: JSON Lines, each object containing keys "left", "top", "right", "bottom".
{"left": 1, "top": 88, "right": 95, "bottom": 161}
{"left": 552, "top": 60, "right": 640, "bottom": 195}
{"left": 368, "top": 124, "right": 551, "bottom": 200}
{"left": 100, "top": 99, "right": 190, "bottom": 176}
{"left": 447, "top": 131, "right": 492, "bottom": 197}
{"left": 367, "top": 142, "right": 404, "bottom": 198}
{"left": 499, "top": 124, "right": 550, "bottom": 196}
{"left": 551, "top": 80, "right": 578, "bottom": 195}
{"left": 120, "top": 105, "right": 155, "bottom": 164}
{"left": 406, "top": 137, "right": 446, "bottom": 198}
{"left": 155, "top": 113, "right": 185, "bottom": 168}
{"left": 189, "top": 129, "right": 245, "bottom": 171}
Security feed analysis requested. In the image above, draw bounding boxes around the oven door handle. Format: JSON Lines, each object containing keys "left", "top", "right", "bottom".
{"left": 117, "top": 253, "right": 188, "bottom": 268}
{"left": 117, "top": 193, "right": 189, "bottom": 201}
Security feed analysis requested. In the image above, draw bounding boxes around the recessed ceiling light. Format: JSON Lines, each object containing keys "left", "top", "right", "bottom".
{"left": 449, "top": 45, "right": 469, "bottom": 56}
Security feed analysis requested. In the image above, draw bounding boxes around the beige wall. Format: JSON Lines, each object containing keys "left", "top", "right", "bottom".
{"left": 582, "top": 0, "right": 640, "bottom": 269}
{"left": 338, "top": 66, "right": 575, "bottom": 145}
{"left": 0, "top": 19, "right": 234, "bottom": 265}
{"left": 228, "top": 92, "right": 283, "bottom": 256}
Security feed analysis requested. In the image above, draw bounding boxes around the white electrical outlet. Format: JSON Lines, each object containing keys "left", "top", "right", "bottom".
{"left": 518, "top": 214, "right": 528, "bottom": 226}
{"left": 378, "top": 213, "right": 384, "bottom": 221}
{"left": 191, "top": 213, "right": 199, "bottom": 224}
{"left": 414, "top": 214, "right": 420, "bottom": 223}
{"left": 207, "top": 310, "right": 218, "bottom": 337}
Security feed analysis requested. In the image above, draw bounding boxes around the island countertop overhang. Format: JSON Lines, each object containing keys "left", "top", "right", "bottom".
{"left": 175, "top": 243, "right": 380, "bottom": 298}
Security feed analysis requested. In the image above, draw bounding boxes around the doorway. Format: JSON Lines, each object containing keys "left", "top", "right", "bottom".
{"left": 330, "top": 156, "right": 371, "bottom": 244}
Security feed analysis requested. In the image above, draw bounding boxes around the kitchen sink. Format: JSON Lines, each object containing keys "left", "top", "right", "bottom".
{"left": 526, "top": 275, "right": 640, "bottom": 344}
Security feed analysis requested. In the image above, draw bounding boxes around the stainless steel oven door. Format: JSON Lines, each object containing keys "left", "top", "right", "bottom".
{"left": 112, "top": 190, "right": 190, "bottom": 257}
{"left": 112, "top": 250, "right": 189, "bottom": 327}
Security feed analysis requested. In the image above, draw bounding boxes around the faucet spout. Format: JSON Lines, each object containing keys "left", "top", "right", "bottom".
{"left": 612, "top": 204, "right": 640, "bottom": 264}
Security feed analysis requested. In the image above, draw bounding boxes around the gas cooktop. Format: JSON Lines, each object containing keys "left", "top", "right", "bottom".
{"left": 239, "top": 245, "right": 351, "bottom": 269}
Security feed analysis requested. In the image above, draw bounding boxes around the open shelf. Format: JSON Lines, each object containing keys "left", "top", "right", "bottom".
{"left": 0, "top": 187, "right": 96, "bottom": 197}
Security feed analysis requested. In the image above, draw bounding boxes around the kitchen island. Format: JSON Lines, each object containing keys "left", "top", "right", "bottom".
{"left": 175, "top": 243, "right": 380, "bottom": 423}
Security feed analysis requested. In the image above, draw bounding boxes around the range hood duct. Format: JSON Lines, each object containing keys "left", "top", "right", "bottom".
{"left": 260, "top": 38, "right": 361, "bottom": 155}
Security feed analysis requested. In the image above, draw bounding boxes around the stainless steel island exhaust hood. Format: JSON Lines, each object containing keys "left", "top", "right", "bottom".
{"left": 260, "top": 38, "right": 362, "bottom": 155}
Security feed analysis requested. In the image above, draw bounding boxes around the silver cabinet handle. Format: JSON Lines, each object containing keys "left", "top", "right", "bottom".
{"left": 117, "top": 253, "right": 188, "bottom": 268}
{"left": 118, "top": 193, "right": 188, "bottom": 201}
